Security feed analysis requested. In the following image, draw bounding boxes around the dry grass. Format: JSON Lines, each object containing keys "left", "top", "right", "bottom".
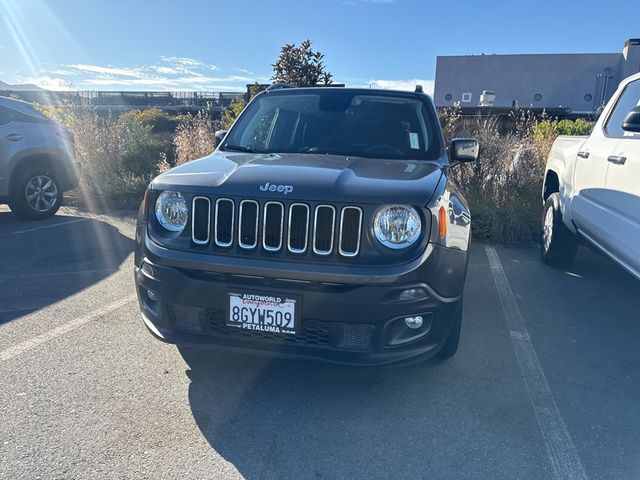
{"left": 173, "top": 110, "right": 219, "bottom": 165}
{"left": 443, "top": 110, "right": 546, "bottom": 245}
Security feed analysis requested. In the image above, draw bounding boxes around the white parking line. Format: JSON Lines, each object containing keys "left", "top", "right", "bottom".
{"left": 0, "top": 268, "right": 122, "bottom": 279}
{"left": 485, "top": 246, "right": 588, "bottom": 480}
{"left": 0, "top": 218, "right": 87, "bottom": 237}
{"left": 0, "top": 295, "right": 136, "bottom": 362}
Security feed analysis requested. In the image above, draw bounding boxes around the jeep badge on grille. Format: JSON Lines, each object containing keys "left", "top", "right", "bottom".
{"left": 259, "top": 182, "right": 294, "bottom": 194}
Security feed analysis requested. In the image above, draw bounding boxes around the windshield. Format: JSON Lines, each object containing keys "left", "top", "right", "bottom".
{"left": 223, "top": 90, "right": 440, "bottom": 160}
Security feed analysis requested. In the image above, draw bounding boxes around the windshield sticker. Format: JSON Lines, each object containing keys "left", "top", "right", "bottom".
{"left": 409, "top": 132, "right": 420, "bottom": 149}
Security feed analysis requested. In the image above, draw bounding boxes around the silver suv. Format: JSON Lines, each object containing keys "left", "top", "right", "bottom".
{"left": 0, "top": 96, "right": 79, "bottom": 219}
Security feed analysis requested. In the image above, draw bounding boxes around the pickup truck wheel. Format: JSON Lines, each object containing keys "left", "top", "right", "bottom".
{"left": 436, "top": 300, "right": 462, "bottom": 360}
{"left": 8, "top": 168, "right": 63, "bottom": 220}
{"left": 540, "top": 193, "right": 577, "bottom": 268}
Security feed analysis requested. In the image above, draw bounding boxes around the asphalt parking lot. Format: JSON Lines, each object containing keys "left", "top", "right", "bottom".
{"left": 1, "top": 207, "right": 639, "bottom": 480}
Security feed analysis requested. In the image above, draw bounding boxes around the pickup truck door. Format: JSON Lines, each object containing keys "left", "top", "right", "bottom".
{"left": 597, "top": 78, "right": 640, "bottom": 276}
{"left": 570, "top": 120, "right": 616, "bottom": 245}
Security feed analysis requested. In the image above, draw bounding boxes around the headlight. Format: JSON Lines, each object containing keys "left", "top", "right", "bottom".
{"left": 155, "top": 191, "right": 188, "bottom": 232}
{"left": 373, "top": 205, "right": 421, "bottom": 249}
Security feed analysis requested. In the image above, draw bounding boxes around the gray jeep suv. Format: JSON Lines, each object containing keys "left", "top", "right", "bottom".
{"left": 0, "top": 96, "right": 79, "bottom": 219}
{"left": 135, "top": 85, "right": 479, "bottom": 365}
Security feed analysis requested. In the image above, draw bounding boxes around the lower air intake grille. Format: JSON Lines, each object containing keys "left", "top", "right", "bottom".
{"left": 205, "top": 309, "right": 373, "bottom": 350}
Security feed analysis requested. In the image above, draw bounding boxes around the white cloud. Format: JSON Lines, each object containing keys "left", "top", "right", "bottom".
{"left": 369, "top": 79, "right": 434, "bottom": 95}
{"left": 159, "top": 56, "right": 217, "bottom": 71}
{"left": 81, "top": 74, "right": 254, "bottom": 89}
{"left": 22, "top": 76, "right": 74, "bottom": 91}
{"left": 50, "top": 69, "right": 78, "bottom": 76}
{"left": 155, "top": 66, "right": 180, "bottom": 75}
{"left": 68, "top": 64, "right": 144, "bottom": 77}
{"left": 16, "top": 56, "right": 262, "bottom": 91}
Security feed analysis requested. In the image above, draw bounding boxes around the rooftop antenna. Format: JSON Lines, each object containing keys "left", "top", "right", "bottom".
{"left": 415, "top": 85, "right": 424, "bottom": 93}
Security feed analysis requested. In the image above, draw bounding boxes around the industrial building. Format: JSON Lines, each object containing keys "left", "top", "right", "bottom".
{"left": 434, "top": 38, "right": 640, "bottom": 114}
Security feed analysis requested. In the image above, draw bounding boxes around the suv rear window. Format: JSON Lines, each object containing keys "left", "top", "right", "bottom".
{"left": 223, "top": 90, "right": 441, "bottom": 160}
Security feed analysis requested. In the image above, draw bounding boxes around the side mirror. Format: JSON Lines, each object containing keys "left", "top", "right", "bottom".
{"left": 449, "top": 138, "right": 479, "bottom": 163}
{"left": 622, "top": 106, "right": 640, "bottom": 133}
{"left": 214, "top": 129, "right": 228, "bottom": 148}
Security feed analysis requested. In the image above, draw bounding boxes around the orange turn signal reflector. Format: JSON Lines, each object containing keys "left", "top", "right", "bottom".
{"left": 438, "top": 207, "right": 447, "bottom": 239}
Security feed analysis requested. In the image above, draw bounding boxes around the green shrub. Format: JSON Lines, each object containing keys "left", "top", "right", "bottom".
{"left": 118, "top": 108, "right": 178, "bottom": 132}
{"left": 32, "top": 102, "right": 75, "bottom": 129}
{"left": 533, "top": 118, "right": 593, "bottom": 143}
{"left": 120, "top": 120, "right": 167, "bottom": 178}
{"left": 221, "top": 97, "right": 247, "bottom": 130}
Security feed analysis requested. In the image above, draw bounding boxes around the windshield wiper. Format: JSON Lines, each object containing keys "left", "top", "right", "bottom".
{"left": 221, "top": 144, "right": 255, "bottom": 153}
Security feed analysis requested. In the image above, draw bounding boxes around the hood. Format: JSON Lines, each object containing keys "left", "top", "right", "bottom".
{"left": 152, "top": 151, "right": 445, "bottom": 205}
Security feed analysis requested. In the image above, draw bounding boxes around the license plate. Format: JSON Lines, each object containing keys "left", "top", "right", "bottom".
{"left": 228, "top": 292, "right": 297, "bottom": 335}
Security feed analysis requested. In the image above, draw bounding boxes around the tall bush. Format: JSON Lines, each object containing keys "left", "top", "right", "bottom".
{"left": 35, "top": 102, "right": 171, "bottom": 205}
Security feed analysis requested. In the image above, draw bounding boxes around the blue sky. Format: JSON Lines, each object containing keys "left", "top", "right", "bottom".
{"left": 1, "top": 0, "right": 638, "bottom": 93}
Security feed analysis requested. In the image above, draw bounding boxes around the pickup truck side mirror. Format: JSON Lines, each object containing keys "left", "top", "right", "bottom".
{"left": 214, "top": 130, "right": 228, "bottom": 148}
{"left": 449, "top": 138, "right": 479, "bottom": 163}
{"left": 622, "top": 106, "right": 640, "bottom": 133}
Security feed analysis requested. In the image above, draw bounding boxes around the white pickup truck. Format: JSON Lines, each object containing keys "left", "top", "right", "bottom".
{"left": 541, "top": 72, "right": 640, "bottom": 279}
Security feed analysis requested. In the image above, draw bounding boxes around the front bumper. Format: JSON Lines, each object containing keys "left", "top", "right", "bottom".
{"left": 135, "top": 237, "right": 468, "bottom": 366}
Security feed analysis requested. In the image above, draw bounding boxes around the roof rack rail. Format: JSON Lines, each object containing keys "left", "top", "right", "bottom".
{"left": 267, "top": 83, "right": 298, "bottom": 91}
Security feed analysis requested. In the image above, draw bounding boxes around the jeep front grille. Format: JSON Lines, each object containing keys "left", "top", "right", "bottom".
{"left": 313, "top": 205, "right": 336, "bottom": 255}
{"left": 238, "top": 200, "right": 259, "bottom": 249}
{"left": 214, "top": 198, "right": 234, "bottom": 247}
{"left": 191, "top": 196, "right": 210, "bottom": 245}
{"left": 288, "top": 203, "right": 309, "bottom": 253}
{"left": 191, "top": 198, "right": 363, "bottom": 258}
{"left": 263, "top": 202, "right": 284, "bottom": 251}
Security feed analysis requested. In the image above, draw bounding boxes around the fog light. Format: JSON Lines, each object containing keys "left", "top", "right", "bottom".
{"left": 147, "top": 289, "right": 159, "bottom": 301}
{"left": 399, "top": 288, "right": 427, "bottom": 301}
{"left": 404, "top": 315, "right": 424, "bottom": 329}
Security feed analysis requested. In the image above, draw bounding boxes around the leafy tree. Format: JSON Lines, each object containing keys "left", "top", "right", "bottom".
{"left": 272, "top": 39, "right": 333, "bottom": 87}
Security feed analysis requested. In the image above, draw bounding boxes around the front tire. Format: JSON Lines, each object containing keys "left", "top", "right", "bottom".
{"left": 8, "top": 168, "right": 63, "bottom": 220}
{"left": 436, "top": 301, "right": 462, "bottom": 360}
{"left": 540, "top": 193, "right": 577, "bottom": 268}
